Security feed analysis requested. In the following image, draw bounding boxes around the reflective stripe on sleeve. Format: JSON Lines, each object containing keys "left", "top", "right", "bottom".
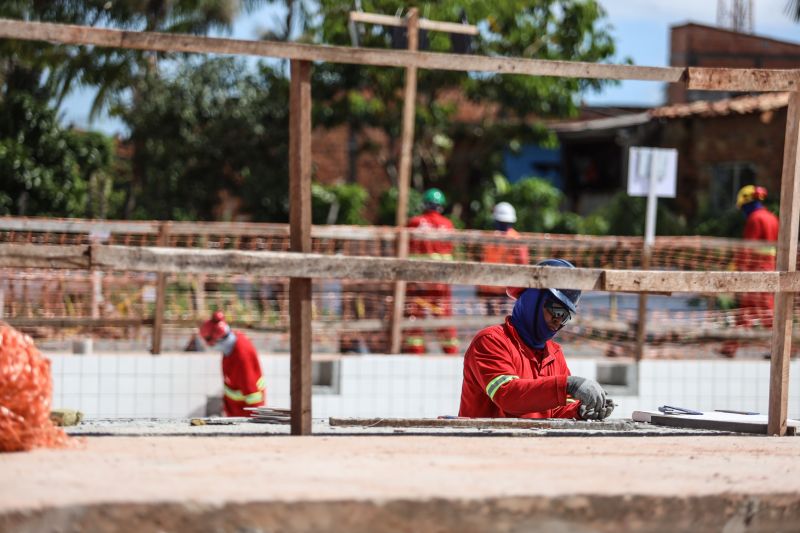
{"left": 256, "top": 376, "right": 266, "bottom": 390}
{"left": 756, "top": 246, "right": 777, "bottom": 256}
{"left": 404, "top": 337, "right": 425, "bottom": 347}
{"left": 245, "top": 391, "right": 264, "bottom": 404}
{"left": 485, "top": 374, "right": 519, "bottom": 400}
{"left": 224, "top": 386, "right": 245, "bottom": 402}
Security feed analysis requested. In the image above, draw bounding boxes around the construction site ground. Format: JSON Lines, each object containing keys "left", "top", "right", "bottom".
{"left": 2, "top": 419, "right": 800, "bottom": 532}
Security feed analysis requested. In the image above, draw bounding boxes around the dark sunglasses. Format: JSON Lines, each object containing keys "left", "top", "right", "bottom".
{"left": 544, "top": 300, "right": 572, "bottom": 325}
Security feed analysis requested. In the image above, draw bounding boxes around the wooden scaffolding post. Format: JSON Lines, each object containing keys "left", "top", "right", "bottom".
{"left": 150, "top": 221, "right": 170, "bottom": 354}
{"left": 768, "top": 89, "right": 800, "bottom": 436}
{"left": 349, "top": 9, "right": 476, "bottom": 354}
{"left": 389, "top": 7, "right": 419, "bottom": 354}
{"left": 289, "top": 59, "right": 313, "bottom": 436}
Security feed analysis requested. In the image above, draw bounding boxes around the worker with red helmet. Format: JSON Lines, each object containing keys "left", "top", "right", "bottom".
{"left": 477, "top": 201, "right": 529, "bottom": 316}
{"left": 199, "top": 310, "right": 266, "bottom": 416}
{"left": 720, "top": 185, "right": 780, "bottom": 358}
{"left": 459, "top": 259, "right": 614, "bottom": 420}
{"left": 403, "top": 188, "right": 459, "bottom": 355}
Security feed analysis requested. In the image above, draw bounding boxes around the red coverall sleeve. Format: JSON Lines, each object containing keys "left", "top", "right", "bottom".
{"left": 468, "top": 333, "right": 569, "bottom": 417}
{"left": 736, "top": 215, "right": 762, "bottom": 271}
{"left": 236, "top": 340, "right": 265, "bottom": 405}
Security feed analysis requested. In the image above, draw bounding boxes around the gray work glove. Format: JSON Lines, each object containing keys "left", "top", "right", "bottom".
{"left": 566, "top": 376, "right": 607, "bottom": 420}
{"left": 592, "top": 398, "right": 616, "bottom": 421}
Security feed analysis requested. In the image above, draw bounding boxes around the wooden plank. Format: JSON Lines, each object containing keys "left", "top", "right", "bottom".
{"left": 6, "top": 242, "right": 800, "bottom": 293}
{"left": 349, "top": 11, "right": 479, "bottom": 35}
{"left": 0, "top": 19, "right": 735, "bottom": 86}
{"left": 0, "top": 244, "right": 89, "bottom": 269}
{"left": 0, "top": 217, "right": 159, "bottom": 234}
{"left": 5, "top": 317, "right": 151, "bottom": 327}
{"left": 289, "top": 60, "right": 313, "bottom": 436}
{"left": 686, "top": 67, "right": 800, "bottom": 93}
{"left": 604, "top": 269, "right": 800, "bottom": 293}
{"left": 150, "top": 222, "right": 170, "bottom": 355}
{"left": 634, "top": 410, "right": 798, "bottom": 435}
{"left": 769, "top": 91, "right": 800, "bottom": 436}
{"left": 328, "top": 417, "right": 635, "bottom": 431}
{"left": 389, "top": 9, "right": 419, "bottom": 355}
{"left": 81, "top": 244, "right": 800, "bottom": 292}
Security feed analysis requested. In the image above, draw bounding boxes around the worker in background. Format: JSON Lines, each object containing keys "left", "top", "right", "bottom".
{"left": 403, "top": 187, "right": 459, "bottom": 355}
{"left": 460, "top": 258, "right": 614, "bottom": 420}
{"left": 720, "top": 185, "right": 780, "bottom": 358}
{"left": 199, "top": 310, "right": 266, "bottom": 416}
{"left": 477, "top": 202, "right": 529, "bottom": 316}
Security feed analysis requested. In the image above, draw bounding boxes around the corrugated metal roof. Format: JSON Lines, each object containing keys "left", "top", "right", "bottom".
{"left": 650, "top": 92, "right": 790, "bottom": 119}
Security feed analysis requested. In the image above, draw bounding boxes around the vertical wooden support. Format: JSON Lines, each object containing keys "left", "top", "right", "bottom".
{"left": 389, "top": 8, "right": 419, "bottom": 354}
{"left": 90, "top": 270, "right": 101, "bottom": 319}
{"left": 289, "top": 59, "right": 313, "bottom": 436}
{"left": 634, "top": 252, "right": 650, "bottom": 362}
{"left": 150, "top": 221, "right": 170, "bottom": 354}
{"left": 768, "top": 90, "right": 800, "bottom": 436}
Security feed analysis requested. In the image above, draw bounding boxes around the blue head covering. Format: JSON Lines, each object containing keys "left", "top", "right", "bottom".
{"left": 742, "top": 201, "right": 763, "bottom": 216}
{"left": 510, "top": 288, "right": 560, "bottom": 349}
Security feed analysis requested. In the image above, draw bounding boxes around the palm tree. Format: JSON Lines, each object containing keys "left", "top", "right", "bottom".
{"left": 787, "top": 0, "right": 800, "bottom": 22}
{"left": 52, "top": 0, "right": 270, "bottom": 118}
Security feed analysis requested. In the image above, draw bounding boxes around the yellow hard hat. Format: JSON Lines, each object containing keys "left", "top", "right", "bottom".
{"left": 736, "top": 185, "right": 767, "bottom": 209}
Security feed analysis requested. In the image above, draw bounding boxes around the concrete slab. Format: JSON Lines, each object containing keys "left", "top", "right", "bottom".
{"left": 1, "top": 426, "right": 799, "bottom": 532}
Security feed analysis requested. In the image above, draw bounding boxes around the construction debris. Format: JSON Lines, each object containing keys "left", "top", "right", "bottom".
{"left": 50, "top": 409, "right": 83, "bottom": 427}
{"left": 246, "top": 407, "right": 291, "bottom": 425}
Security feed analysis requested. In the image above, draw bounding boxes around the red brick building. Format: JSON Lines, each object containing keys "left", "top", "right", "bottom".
{"left": 554, "top": 92, "right": 789, "bottom": 221}
{"left": 552, "top": 23, "right": 800, "bottom": 222}
{"left": 668, "top": 23, "right": 800, "bottom": 104}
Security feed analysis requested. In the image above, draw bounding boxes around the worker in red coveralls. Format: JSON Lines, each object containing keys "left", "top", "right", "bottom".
{"left": 477, "top": 202, "right": 529, "bottom": 316}
{"left": 200, "top": 310, "right": 266, "bottom": 416}
{"left": 720, "top": 185, "right": 780, "bottom": 358}
{"left": 403, "top": 188, "right": 459, "bottom": 355}
{"left": 460, "top": 259, "right": 614, "bottom": 420}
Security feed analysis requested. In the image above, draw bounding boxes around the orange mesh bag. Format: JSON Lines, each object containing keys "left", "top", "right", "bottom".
{"left": 0, "top": 323, "right": 69, "bottom": 452}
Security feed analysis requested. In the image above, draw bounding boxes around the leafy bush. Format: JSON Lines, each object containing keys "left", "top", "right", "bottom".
{"left": 311, "top": 182, "right": 368, "bottom": 225}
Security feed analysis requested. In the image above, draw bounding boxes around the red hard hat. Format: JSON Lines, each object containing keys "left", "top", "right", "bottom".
{"left": 199, "top": 310, "right": 230, "bottom": 345}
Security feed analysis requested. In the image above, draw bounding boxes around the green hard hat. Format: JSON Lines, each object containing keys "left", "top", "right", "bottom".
{"left": 423, "top": 188, "right": 446, "bottom": 206}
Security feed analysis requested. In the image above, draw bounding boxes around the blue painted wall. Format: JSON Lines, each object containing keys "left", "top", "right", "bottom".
{"left": 503, "top": 146, "right": 563, "bottom": 189}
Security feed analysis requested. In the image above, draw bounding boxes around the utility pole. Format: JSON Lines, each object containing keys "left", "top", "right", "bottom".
{"left": 348, "top": 8, "right": 477, "bottom": 354}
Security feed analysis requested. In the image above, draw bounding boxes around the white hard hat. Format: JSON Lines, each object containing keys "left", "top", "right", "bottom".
{"left": 492, "top": 202, "right": 517, "bottom": 223}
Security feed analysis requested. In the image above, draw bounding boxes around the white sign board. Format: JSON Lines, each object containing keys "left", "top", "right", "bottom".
{"left": 627, "top": 147, "right": 678, "bottom": 198}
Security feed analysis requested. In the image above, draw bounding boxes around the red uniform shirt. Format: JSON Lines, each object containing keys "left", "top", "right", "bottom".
{"left": 478, "top": 228, "right": 529, "bottom": 295}
{"left": 221, "top": 331, "right": 266, "bottom": 417}
{"left": 408, "top": 211, "right": 454, "bottom": 258}
{"left": 736, "top": 206, "right": 779, "bottom": 272}
{"left": 459, "top": 317, "right": 581, "bottom": 419}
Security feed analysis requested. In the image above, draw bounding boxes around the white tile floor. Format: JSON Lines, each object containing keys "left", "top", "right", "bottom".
{"left": 48, "top": 353, "right": 800, "bottom": 420}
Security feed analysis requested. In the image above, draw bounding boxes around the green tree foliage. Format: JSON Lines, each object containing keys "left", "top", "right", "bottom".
{"left": 788, "top": 0, "right": 800, "bottom": 22}
{"left": 584, "top": 192, "right": 687, "bottom": 236}
{"left": 311, "top": 0, "right": 618, "bottom": 219}
{"left": 312, "top": 182, "right": 369, "bottom": 225}
{"left": 0, "top": 1, "right": 269, "bottom": 116}
{"left": 116, "top": 58, "right": 290, "bottom": 221}
{"left": 475, "top": 174, "right": 580, "bottom": 233}
{"left": 0, "top": 90, "right": 116, "bottom": 217}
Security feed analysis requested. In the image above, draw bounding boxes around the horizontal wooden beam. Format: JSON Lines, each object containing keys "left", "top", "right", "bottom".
{"left": 603, "top": 269, "right": 800, "bottom": 293}
{"left": 349, "top": 12, "right": 480, "bottom": 35}
{"left": 6, "top": 317, "right": 152, "bottom": 328}
{"left": 687, "top": 67, "right": 800, "bottom": 92}
{"left": 3, "top": 243, "right": 799, "bottom": 293}
{"left": 0, "top": 244, "right": 89, "bottom": 269}
{"left": 0, "top": 18, "right": 794, "bottom": 90}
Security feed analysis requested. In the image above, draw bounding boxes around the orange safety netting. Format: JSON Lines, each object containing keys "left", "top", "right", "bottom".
{"left": 0, "top": 322, "right": 69, "bottom": 452}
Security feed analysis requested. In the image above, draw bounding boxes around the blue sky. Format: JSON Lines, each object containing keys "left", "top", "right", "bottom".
{"left": 61, "top": 0, "right": 800, "bottom": 134}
